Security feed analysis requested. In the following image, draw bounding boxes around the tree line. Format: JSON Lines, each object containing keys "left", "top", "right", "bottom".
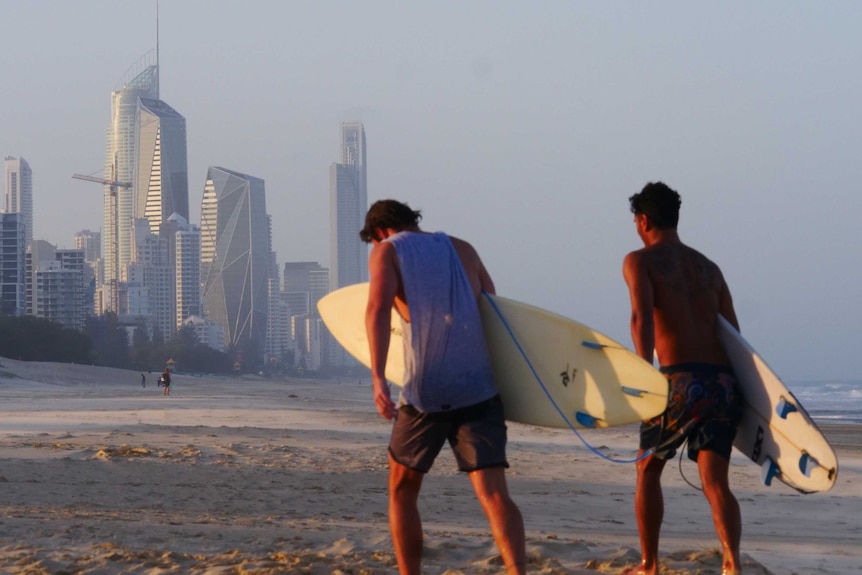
{"left": 0, "top": 314, "right": 233, "bottom": 374}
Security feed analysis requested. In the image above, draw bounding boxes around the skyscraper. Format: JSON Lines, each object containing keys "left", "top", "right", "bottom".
{"left": 171, "top": 216, "right": 200, "bottom": 331}
{"left": 329, "top": 121, "right": 368, "bottom": 291}
{"left": 136, "top": 97, "right": 189, "bottom": 236}
{"left": 103, "top": 53, "right": 159, "bottom": 296}
{"left": 201, "top": 167, "right": 271, "bottom": 359}
{"left": 0, "top": 213, "right": 25, "bottom": 316}
{"left": 74, "top": 230, "right": 101, "bottom": 264}
{"left": 30, "top": 248, "right": 86, "bottom": 331}
{"left": 4, "top": 156, "right": 33, "bottom": 248}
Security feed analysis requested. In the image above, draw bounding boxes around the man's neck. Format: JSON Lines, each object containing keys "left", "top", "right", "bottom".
{"left": 644, "top": 228, "right": 681, "bottom": 247}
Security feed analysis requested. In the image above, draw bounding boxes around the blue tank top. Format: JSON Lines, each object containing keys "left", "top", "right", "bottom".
{"left": 386, "top": 231, "right": 497, "bottom": 413}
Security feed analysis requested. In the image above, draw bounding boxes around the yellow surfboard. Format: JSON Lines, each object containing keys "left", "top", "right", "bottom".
{"left": 318, "top": 283, "right": 667, "bottom": 429}
{"left": 718, "top": 316, "right": 838, "bottom": 492}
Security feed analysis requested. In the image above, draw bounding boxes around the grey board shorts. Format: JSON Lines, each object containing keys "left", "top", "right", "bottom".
{"left": 389, "top": 394, "right": 508, "bottom": 473}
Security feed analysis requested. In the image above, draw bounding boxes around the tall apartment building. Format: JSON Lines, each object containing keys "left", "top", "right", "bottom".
{"left": 74, "top": 229, "right": 100, "bottom": 317}
{"left": 136, "top": 97, "right": 189, "bottom": 236}
{"left": 200, "top": 167, "right": 271, "bottom": 360}
{"left": 103, "top": 53, "right": 159, "bottom": 299}
{"left": 0, "top": 213, "right": 26, "bottom": 316}
{"left": 127, "top": 219, "right": 172, "bottom": 339}
{"left": 3, "top": 156, "right": 33, "bottom": 248}
{"left": 329, "top": 121, "right": 368, "bottom": 291}
{"left": 282, "top": 261, "right": 330, "bottom": 368}
{"left": 329, "top": 122, "right": 367, "bottom": 367}
{"left": 170, "top": 215, "right": 200, "bottom": 331}
{"left": 29, "top": 248, "right": 86, "bottom": 331}
{"left": 74, "top": 230, "right": 101, "bottom": 263}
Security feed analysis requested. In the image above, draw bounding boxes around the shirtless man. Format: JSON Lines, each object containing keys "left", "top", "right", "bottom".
{"left": 362, "top": 199, "right": 526, "bottom": 575}
{"left": 622, "top": 182, "right": 744, "bottom": 575}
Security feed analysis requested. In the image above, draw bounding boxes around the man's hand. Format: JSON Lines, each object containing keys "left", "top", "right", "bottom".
{"left": 372, "top": 376, "right": 397, "bottom": 420}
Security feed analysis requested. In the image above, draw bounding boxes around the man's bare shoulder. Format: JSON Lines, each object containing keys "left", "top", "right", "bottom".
{"left": 447, "top": 235, "right": 481, "bottom": 259}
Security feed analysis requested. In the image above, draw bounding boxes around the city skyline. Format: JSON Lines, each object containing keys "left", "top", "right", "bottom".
{"left": 1, "top": 2, "right": 860, "bottom": 380}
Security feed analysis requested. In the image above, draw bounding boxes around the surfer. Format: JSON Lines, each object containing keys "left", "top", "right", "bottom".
{"left": 622, "top": 182, "right": 744, "bottom": 575}
{"left": 361, "top": 199, "right": 526, "bottom": 575}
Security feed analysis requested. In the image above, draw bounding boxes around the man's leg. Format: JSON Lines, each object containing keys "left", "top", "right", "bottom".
{"left": 697, "top": 450, "right": 742, "bottom": 575}
{"left": 388, "top": 453, "right": 425, "bottom": 575}
{"left": 468, "top": 466, "right": 526, "bottom": 575}
{"left": 624, "top": 451, "right": 667, "bottom": 575}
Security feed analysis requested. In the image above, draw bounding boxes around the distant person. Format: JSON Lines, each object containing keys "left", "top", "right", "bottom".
{"left": 162, "top": 368, "right": 172, "bottom": 396}
{"left": 140, "top": 373, "right": 146, "bottom": 388}
{"left": 622, "top": 182, "right": 744, "bottom": 575}
{"left": 361, "top": 199, "right": 526, "bottom": 575}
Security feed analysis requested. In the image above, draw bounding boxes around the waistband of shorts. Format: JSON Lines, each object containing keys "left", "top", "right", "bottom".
{"left": 659, "top": 363, "right": 734, "bottom": 376}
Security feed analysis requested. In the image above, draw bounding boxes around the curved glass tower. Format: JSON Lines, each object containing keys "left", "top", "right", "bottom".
{"left": 103, "top": 53, "right": 159, "bottom": 302}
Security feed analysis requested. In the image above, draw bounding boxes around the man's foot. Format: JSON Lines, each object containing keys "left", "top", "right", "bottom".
{"left": 622, "top": 562, "right": 659, "bottom": 575}
{"left": 621, "top": 565, "right": 656, "bottom": 575}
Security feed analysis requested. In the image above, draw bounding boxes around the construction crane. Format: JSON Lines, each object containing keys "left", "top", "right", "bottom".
{"left": 72, "top": 166, "right": 130, "bottom": 315}
{"left": 71, "top": 173, "right": 131, "bottom": 196}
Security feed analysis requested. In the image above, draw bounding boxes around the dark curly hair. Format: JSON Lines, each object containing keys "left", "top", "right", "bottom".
{"left": 359, "top": 200, "right": 422, "bottom": 242}
{"left": 629, "top": 182, "right": 681, "bottom": 229}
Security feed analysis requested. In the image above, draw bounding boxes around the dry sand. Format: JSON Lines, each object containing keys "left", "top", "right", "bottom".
{"left": 0, "top": 357, "right": 858, "bottom": 574}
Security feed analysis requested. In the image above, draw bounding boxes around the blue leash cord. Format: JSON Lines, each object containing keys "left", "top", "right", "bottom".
{"left": 482, "top": 293, "right": 650, "bottom": 464}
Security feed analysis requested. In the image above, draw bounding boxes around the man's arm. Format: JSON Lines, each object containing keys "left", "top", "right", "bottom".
{"left": 365, "top": 241, "right": 399, "bottom": 420}
{"left": 718, "top": 273, "right": 740, "bottom": 332}
{"left": 623, "top": 251, "right": 656, "bottom": 364}
{"left": 450, "top": 236, "right": 495, "bottom": 297}
{"left": 477, "top": 254, "right": 495, "bottom": 296}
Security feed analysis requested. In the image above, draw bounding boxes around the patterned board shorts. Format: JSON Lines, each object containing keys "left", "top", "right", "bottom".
{"left": 640, "top": 363, "right": 743, "bottom": 461}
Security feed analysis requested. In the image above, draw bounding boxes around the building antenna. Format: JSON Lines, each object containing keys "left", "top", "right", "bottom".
{"left": 155, "top": 0, "right": 160, "bottom": 93}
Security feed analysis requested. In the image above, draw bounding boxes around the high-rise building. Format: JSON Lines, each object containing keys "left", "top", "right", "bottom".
{"left": 127, "top": 219, "right": 172, "bottom": 339}
{"left": 282, "top": 261, "right": 330, "bottom": 368}
{"left": 74, "top": 230, "right": 101, "bottom": 264}
{"left": 136, "top": 97, "right": 189, "bottom": 236}
{"left": 74, "top": 230, "right": 100, "bottom": 318}
{"left": 0, "top": 213, "right": 26, "bottom": 316}
{"left": 329, "top": 121, "right": 368, "bottom": 291}
{"left": 172, "top": 217, "right": 200, "bottom": 330}
{"left": 4, "top": 156, "right": 33, "bottom": 248}
{"left": 103, "top": 53, "right": 159, "bottom": 299}
{"left": 30, "top": 248, "right": 86, "bottom": 331}
{"left": 201, "top": 167, "right": 271, "bottom": 359}
{"left": 26, "top": 240, "right": 55, "bottom": 316}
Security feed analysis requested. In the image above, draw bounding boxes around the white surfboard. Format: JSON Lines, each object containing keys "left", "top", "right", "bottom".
{"left": 718, "top": 316, "right": 838, "bottom": 493}
{"left": 318, "top": 283, "right": 668, "bottom": 429}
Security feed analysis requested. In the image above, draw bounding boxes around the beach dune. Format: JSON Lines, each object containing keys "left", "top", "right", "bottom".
{"left": 0, "top": 358, "right": 858, "bottom": 574}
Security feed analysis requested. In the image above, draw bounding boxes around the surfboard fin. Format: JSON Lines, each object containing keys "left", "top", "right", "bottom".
{"left": 575, "top": 412, "right": 600, "bottom": 428}
{"left": 621, "top": 386, "right": 647, "bottom": 398}
{"left": 761, "top": 457, "right": 781, "bottom": 486}
{"left": 799, "top": 452, "right": 819, "bottom": 477}
{"left": 775, "top": 397, "right": 798, "bottom": 419}
{"left": 581, "top": 341, "right": 606, "bottom": 350}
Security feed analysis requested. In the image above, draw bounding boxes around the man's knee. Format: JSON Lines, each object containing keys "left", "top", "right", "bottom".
{"left": 389, "top": 456, "right": 423, "bottom": 500}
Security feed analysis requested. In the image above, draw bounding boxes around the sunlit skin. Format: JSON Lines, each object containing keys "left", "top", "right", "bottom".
{"left": 622, "top": 212, "right": 742, "bottom": 575}
{"left": 365, "top": 224, "right": 526, "bottom": 575}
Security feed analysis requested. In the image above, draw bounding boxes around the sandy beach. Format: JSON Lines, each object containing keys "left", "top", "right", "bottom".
{"left": 0, "top": 358, "right": 858, "bottom": 574}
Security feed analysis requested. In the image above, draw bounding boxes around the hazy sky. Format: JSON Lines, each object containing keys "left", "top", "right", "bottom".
{"left": 1, "top": 1, "right": 860, "bottom": 381}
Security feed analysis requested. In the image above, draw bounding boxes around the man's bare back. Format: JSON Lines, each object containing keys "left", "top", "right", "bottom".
{"left": 628, "top": 241, "right": 735, "bottom": 367}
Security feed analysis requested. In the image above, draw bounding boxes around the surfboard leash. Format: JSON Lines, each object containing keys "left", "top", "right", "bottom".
{"left": 482, "top": 293, "right": 650, "bottom": 464}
